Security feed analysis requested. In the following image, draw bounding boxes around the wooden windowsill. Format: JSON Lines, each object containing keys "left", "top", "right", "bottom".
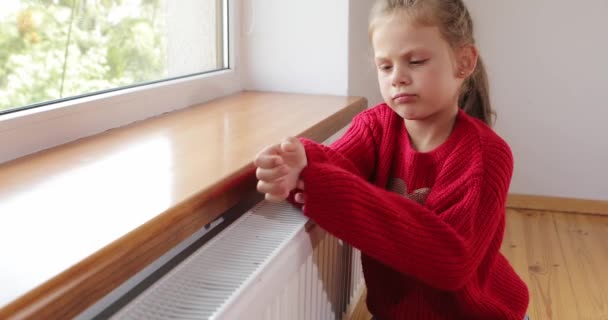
{"left": 0, "top": 91, "right": 366, "bottom": 319}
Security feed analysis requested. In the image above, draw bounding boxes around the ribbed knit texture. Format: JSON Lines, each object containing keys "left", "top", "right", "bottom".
{"left": 297, "top": 104, "right": 530, "bottom": 320}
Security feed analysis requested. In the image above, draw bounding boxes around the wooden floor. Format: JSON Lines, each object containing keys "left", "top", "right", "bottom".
{"left": 502, "top": 209, "right": 608, "bottom": 320}
{"left": 350, "top": 209, "right": 608, "bottom": 320}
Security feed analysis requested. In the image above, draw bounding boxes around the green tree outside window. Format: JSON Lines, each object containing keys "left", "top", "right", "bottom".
{"left": 0, "top": 0, "right": 167, "bottom": 112}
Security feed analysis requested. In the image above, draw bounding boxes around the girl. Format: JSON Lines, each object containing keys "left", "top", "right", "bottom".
{"left": 254, "top": 0, "right": 530, "bottom": 319}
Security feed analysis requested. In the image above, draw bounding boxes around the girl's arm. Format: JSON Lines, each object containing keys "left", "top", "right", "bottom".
{"left": 311, "top": 112, "right": 378, "bottom": 180}
{"left": 255, "top": 111, "right": 376, "bottom": 204}
{"left": 286, "top": 113, "right": 377, "bottom": 206}
{"left": 299, "top": 141, "right": 513, "bottom": 291}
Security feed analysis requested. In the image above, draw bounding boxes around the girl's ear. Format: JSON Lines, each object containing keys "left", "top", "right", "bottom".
{"left": 456, "top": 45, "right": 479, "bottom": 78}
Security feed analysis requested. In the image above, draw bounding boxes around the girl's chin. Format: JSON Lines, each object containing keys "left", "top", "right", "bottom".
{"left": 390, "top": 103, "right": 454, "bottom": 121}
{"left": 391, "top": 105, "right": 425, "bottom": 120}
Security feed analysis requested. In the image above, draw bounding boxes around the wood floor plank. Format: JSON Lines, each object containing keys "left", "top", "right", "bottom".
{"left": 349, "top": 288, "right": 372, "bottom": 320}
{"left": 502, "top": 209, "right": 533, "bottom": 286}
{"left": 591, "top": 214, "right": 608, "bottom": 258}
{"left": 553, "top": 213, "right": 608, "bottom": 320}
{"left": 519, "top": 210, "right": 580, "bottom": 320}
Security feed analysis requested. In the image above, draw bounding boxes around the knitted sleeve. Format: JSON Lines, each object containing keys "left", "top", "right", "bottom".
{"left": 304, "top": 112, "right": 377, "bottom": 180}
{"left": 299, "top": 140, "right": 513, "bottom": 291}
{"left": 286, "top": 112, "right": 377, "bottom": 206}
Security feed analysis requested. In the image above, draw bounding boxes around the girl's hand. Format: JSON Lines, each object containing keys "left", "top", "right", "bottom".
{"left": 294, "top": 180, "right": 306, "bottom": 211}
{"left": 294, "top": 180, "right": 306, "bottom": 206}
{"left": 254, "top": 137, "right": 307, "bottom": 202}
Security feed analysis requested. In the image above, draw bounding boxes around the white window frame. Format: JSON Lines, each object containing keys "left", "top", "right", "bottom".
{"left": 0, "top": 0, "right": 240, "bottom": 164}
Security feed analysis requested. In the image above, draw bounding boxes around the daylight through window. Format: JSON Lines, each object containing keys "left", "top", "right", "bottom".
{"left": 0, "top": 0, "right": 227, "bottom": 114}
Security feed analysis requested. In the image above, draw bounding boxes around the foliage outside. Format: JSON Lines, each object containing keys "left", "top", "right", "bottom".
{"left": 0, "top": 0, "right": 167, "bottom": 112}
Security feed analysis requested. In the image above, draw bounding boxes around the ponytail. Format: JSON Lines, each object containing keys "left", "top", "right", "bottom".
{"left": 459, "top": 56, "right": 495, "bottom": 126}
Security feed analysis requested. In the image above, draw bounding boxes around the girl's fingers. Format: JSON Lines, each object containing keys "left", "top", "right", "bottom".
{"left": 257, "top": 180, "right": 288, "bottom": 196}
{"left": 255, "top": 139, "right": 307, "bottom": 204}
{"left": 265, "top": 193, "right": 286, "bottom": 202}
{"left": 256, "top": 143, "right": 281, "bottom": 157}
{"left": 294, "top": 192, "right": 306, "bottom": 204}
{"left": 279, "top": 137, "right": 308, "bottom": 170}
{"left": 254, "top": 144, "right": 283, "bottom": 168}
{"left": 254, "top": 154, "right": 283, "bottom": 169}
{"left": 280, "top": 137, "right": 299, "bottom": 153}
{"left": 256, "top": 165, "right": 289, "bottom": 181}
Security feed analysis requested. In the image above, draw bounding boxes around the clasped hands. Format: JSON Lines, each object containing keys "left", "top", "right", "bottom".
{"left": 254, "top": 137, "right": 307, "bottom": 205}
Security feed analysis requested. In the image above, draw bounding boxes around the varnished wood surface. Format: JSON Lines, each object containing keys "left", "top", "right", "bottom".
{"left": 350, "top": 209, "right": 608, "bottom": 320}
{"left": 508, "top": 194, "right": 608, "bottom": 216}
{"left": 0, "top": 91, "right": 366, "bottom": 319}
{"left": 502, "top": 209, "right": 608, "bottom": 320}
{"left": 349, "top": 288, "right": 372, "bottom": 320}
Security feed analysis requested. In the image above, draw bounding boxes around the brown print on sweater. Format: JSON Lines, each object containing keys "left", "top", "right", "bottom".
{"left": 387, "top": 178, "right": 431, "bottom": 205}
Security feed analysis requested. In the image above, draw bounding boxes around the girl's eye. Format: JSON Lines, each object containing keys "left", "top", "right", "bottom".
{"left": 379, "top": 65, "right": 392, "bottom": 71}
{"left": 410, "top": 59, "right": 428, "bottom": 65}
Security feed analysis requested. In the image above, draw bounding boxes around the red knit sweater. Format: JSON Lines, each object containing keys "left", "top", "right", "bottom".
{"left": 297, "top": 104, "right": 529, "bottom": 320}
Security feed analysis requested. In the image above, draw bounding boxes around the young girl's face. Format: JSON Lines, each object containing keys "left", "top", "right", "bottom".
{"left": 372, "top": 13, "right": 466, "bottom": 121}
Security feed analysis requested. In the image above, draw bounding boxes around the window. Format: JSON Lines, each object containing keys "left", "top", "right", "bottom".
{"left": 0, "top": 0, "right": 228, "bottom": 115}
{"left": 0, "top": 0, "right": 239, "bottom": 164}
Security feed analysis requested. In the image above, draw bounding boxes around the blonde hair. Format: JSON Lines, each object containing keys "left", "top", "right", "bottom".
{"left": 369, "top": 0, "right": 494, "bottom": 126}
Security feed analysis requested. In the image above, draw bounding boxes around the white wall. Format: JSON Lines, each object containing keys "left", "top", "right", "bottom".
{"left": 240, "top": 0, "right": 349, "bottom": 95}
{"left": 240, "top": 0, "right": 383, "bottom": 103}
{"left": 465, "top": 0, "right": 608, "bottom": 200}
{"left": 347, "top": 2, "right": 384, "bottom": 106}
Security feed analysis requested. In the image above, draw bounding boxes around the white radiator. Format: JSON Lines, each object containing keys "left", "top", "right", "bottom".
{"left": 111, "top": 200, "right": 365, "bottom": 320}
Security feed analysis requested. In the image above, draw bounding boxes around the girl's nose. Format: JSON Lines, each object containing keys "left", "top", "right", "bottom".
{"left": 392, "top": 66, "right": 412, "bottom": 87}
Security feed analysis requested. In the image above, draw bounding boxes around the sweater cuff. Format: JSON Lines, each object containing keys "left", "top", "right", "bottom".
{"left": 300, "top": 138, "right": 328, "bottom": 165}
{"left": 299, "top": 162, "right": 341, "bottom": 217}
